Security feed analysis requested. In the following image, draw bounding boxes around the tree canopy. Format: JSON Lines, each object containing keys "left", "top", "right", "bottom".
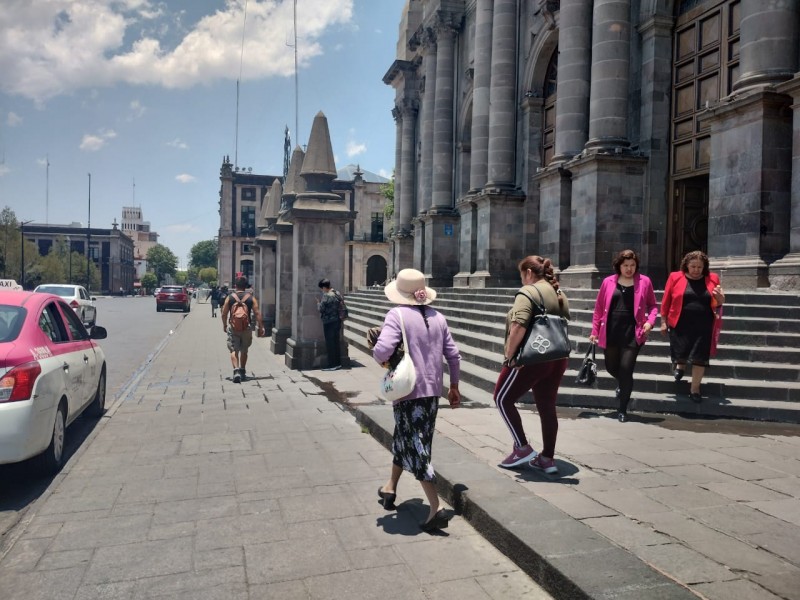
{"left": 146, "top": 244, "right": 178, "bottom": 284}
{"left": 189, "top": 239, "right": 218, "bottom": 270}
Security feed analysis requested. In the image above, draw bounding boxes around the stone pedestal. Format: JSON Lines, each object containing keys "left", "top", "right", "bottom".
{"left": 391, "top": 235, "right": 414, "bottom": 277}
{"left": 270, "top": 222, "right": 293, "bottom": 355}
{"left": 769, "top": 254, "right": 800, "bottom": 290}
{"left": 535, "top": 166, "right": 572, "bottom": 272}
{"left": 255, "top": 233, "right": 276, "bottom": 333}
{"left": 283, "top": 196, "right": 355, "bottom": 370}
{"left": 703, "top": 90, "right": 792, "bottom": 288}
{"left": 453, "top": 199, "right": 476, "bottom": 287}
{"left": 561, "top": 153, "right": 647, "bottom": 289}
{"left": 412, "top": 217, "right": 425, "bottom": 272}
{"left": 421, "top": 210, "right": 460, "bottom": 288}
{"left": 469, "top": 191, "right": 525, "bottom": 287}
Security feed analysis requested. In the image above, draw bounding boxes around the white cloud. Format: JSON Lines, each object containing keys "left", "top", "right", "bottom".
{"left": 80, "top": 129, "right": 117, "bottom": 151}
{"left": 0, "top": 164, "right": 10, "bottom": 177}
{"left": 175, "top": 173, "right": 195, "bottom": 183}
{"left": 164, "top": 223, "right": 196, "bottom": 233}
{"left": 378, "top": 168, "right": 392, "bottom": 179}
{"left": 129, "top": 99, "right": 146, "bottom": 118}
{"left": 0, "top": 0, "right": 355, "bottom": 103}
{"left": 346, "top": 140, "right": 366, "bottom": 157}
{"left": 7, "top": 112, "right": 22, "bottom": 126}
{"left": 166, "top": 138, "right": 188, "bottom": 149}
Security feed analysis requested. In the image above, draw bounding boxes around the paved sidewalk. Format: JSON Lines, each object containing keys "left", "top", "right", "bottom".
{"left": 0, "top": 310, "right": 551, "bottom": 600}
{"left": 327, "top": 345, "right": 800, "bottom": 600}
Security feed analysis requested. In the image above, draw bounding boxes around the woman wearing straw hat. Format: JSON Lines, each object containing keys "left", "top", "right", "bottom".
{"left": 373, "top": 268, "right": 461, "bottom": 532}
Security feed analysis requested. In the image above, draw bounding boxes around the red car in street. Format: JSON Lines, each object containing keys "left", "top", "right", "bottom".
{"left": 155, "top": 286, "right": 191, "bottom": 312}
{"left": 0, "top": 291, "right": 108, "bottom": 472}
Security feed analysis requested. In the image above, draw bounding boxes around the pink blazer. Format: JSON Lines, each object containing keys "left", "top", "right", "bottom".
{"left": 591, "top": 273, "right": 658, "bottom": 348}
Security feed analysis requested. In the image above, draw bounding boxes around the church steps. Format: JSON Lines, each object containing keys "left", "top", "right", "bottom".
{"left": 343, "top": 287, "right": 800, "bottom": 421}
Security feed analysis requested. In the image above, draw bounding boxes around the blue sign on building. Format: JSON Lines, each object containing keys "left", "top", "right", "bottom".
{"left": 444, "top": 223, "right": 453, "bottom": 237}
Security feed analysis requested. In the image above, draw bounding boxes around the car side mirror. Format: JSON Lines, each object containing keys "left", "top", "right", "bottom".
{"left": 91, "top": 297, "right": 97, "bottom": 302}
{"left": 90, "top": 325, "right": 108, "bottom": 339}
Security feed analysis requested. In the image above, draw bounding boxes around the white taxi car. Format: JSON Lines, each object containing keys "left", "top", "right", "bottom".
{"left": 34, "top": 284, "right": 97, "bottom": 329}
{"left": 0, "top": 290, "right": 107, "bottom": 472}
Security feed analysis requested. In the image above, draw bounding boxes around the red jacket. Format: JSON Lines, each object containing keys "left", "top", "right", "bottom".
{"left": 661, "top": 271, "right": 723, "bottom": 356}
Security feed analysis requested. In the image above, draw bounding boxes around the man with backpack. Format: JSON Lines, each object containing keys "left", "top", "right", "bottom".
{"left": 317, "top": 278, "right": 347, "bottom": 371}
{"left": 221, "top": 276, "right": 265, "bottom": 383}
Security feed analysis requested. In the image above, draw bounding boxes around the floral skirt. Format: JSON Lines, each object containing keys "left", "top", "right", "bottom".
{"left": 392, "top": 396, "right": 438, "bottom": 482}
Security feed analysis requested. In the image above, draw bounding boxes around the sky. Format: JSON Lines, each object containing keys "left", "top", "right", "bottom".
{"left": 0, "top": 0, "right": 405, "bottom": 268}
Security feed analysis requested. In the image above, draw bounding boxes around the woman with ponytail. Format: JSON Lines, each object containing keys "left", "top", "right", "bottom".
{"left": 495, "top": 256, "right": 570, "bottom": 474}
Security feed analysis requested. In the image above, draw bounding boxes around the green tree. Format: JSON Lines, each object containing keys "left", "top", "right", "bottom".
{"left": 1, "top": 207, "right": 21, "bottom": 281}
{"left": 189, "top": 239, "right": 218, "bottom": 270}
{"left": 380, "top": 171, "right": 395, "bottom": 226}
{"left": 175, "top": 271, "right": 188, "bottom": 285}
{"left": 146, "top": 244, "right": 178, "bottom": 284}
{"left": 141, "top": 272, "right": 158, "bottom": 293}
{"left": 198, "top": 266, "right": 218, "bottom": 284}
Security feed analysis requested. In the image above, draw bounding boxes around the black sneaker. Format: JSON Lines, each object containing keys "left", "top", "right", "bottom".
{"left": 233, "top": 369, "right": 241, "bottom": 384}
{"left": 239, "top": 369, "right": 247, "bottom": 382}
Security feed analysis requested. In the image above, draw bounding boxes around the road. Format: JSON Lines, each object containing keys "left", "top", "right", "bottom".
{"left": 0, "top": 295, "right": 190, "bottom": 541}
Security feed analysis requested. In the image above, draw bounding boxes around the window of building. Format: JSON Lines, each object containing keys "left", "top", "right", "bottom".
{"left": 370, "top": 212, "right": 384, "bottom": 242}
{"left": 240, "top": 206, "right": 256, "bottom": 237}
{"left": 241, "top": 187, "right": 256, "bottom": 201}
{"left": 241, "top": 242, "right": 253, "bottom": 254}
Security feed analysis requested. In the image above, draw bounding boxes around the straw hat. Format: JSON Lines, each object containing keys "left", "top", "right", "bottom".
{"left": 384, "top": 268, "right": 437, "bottom": 306}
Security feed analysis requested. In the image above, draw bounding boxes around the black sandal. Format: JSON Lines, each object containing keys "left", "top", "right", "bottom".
{"left": 420, "top": 509, "right": 450, "bottom": 532}
{"left": 377, "top": 487, "right": 397, "bottom": 510}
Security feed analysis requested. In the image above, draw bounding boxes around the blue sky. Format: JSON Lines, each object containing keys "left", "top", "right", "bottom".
{"left": 0, "top": 0, "right": 404, "bottom": 267}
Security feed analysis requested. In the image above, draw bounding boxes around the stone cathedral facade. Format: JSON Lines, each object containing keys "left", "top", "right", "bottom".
{"left": 385, "top": 0, "right": 800, "bottom": 290}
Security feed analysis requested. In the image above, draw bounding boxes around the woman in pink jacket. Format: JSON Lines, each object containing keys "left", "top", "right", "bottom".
{"left": 589, "top": 250, "right": 658, "bottom": 422}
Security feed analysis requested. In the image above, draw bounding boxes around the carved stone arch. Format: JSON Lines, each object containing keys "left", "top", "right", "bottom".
{"left": 521, "top": 27, "right": 559, "bottom": 99}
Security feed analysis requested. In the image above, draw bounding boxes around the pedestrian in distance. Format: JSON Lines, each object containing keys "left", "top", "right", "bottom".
{"left": 372, "top": 268, "right": 461, "bottom": 532}
{"left": 209, "top": 284, "right": 220, "bottom": 318}
{"left": 317, "top": 278, "right": 344, "bottom": 371}
{"left": 221, "top": 276, "right": 265, "bottom": 383}
{"left": 589, "top": 249, "right": 658, "bottom": 422}
{"left": 495, "top": 256, "right": 570, "bottom": 475}
{"left": 660, "top": 250, "right": 725, "bottom": 402}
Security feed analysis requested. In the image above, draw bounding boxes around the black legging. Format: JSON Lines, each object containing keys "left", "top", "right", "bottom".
{"left": 323, "top": 321, "right": 341, "bottom": 368}
{"left": 603, "top": 344, "right": 642, "bottom": 414}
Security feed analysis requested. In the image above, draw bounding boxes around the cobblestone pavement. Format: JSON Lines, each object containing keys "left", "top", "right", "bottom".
{"left": 0, "top": 310, "right": 551, "bottom": 600}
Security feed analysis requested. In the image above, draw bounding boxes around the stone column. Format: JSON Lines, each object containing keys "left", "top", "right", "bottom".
{"left": 399, "top": 99, "right": 418, "bottom": 231}
{"left": 586, "top": 0, "right": 631, "bottom": 150}
{"left": 469, "top": 0, "right": 493, "bottom": 192}
{"left": 552, "top": 0, "right": 592, "bottom": 163}
{"left": 735, "top": 1, "right": 800, "bottom": 92}
{"left": 420, "top": 29, "right": 437, "bottom": 213}
{"left": 638, "top": 14, "right": 675, "bottom": 284}
{"left": 486, "top": 0, "right": 517, "bottom": 188}
{"left": 431, "top": 22, "right": 456, "bottom": 209}
{"left": 391, "top": 106, "right": 402, "bottom": 237}
{"left": 772, "top": 74, "right": 800, "bottom": 290}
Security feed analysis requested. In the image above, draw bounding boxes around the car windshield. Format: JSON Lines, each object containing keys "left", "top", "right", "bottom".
{"left": 0, "top": 305, "right": 26, "bottom": 343}
{"left": 36, "top": 286, "right": 76, "bottom": 298}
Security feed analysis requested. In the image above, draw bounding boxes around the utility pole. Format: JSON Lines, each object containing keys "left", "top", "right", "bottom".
{"left": 87, "top": 173, "right": 92, "bottom": 292}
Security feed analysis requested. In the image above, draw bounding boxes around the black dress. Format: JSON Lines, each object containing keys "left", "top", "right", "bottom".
{"left": 670, "top": 277, "right": 714, "bottom": 365}
{"left": 606, "top": 284, "right": 637, "bottom": 348}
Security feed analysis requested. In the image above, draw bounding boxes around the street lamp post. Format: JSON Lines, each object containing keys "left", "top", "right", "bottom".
{"left": 87, "top": 173, "right": 91, "bottom": 293}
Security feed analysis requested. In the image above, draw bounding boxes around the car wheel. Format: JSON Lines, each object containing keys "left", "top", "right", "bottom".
{"left": 87, "top": 368, "right": 106, "bottom": 418}
{"left": 38, "top": 401, "right": 67, "bottom": 474}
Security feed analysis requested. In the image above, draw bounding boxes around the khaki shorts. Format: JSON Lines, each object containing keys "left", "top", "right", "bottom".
{"left": 226, "top": 328, "right": 253, "bottom": 353}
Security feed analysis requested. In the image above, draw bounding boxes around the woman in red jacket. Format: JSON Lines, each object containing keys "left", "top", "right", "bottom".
{"left": 660, "top": 251, "right": 725, "bottom": 402}
{"left": 589, "top": 250, "right": 658, "bottom": 422}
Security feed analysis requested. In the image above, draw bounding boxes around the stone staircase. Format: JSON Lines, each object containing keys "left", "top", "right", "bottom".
{"left": 342, "top": 286, "right": 800, "bottom": 423}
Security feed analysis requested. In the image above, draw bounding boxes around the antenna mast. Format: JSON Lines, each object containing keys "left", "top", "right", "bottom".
{"left": 294, "top": 0, "right": 299, "bottom": 144}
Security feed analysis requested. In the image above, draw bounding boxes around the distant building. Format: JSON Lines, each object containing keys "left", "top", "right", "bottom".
{"left": 217, "top": 158, "right": 280, "bottom": 287}
{"left": 22, "top": 221, "right": 135, "bottom": 293}
{"left": 121, "top": 206, "right": 159, "bottom": 283}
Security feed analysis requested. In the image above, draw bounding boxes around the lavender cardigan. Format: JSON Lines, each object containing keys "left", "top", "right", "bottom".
{"left": 373, "top": 305, "right": 461, "bottom": 404}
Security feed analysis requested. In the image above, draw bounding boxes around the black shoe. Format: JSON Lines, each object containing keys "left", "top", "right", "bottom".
{"left": 673, "top": 368, "right": 685, "bottom": 381}
{"left": 233, "top": 370, "right": 241, "bottom": 384}
{"left": 618, "top": 412, "right": 627, "bottom": 423}
{"left": 377, "top": 487, "right": 397, "bottom": 510}
{"left": 420, "top": 509, "right": 451, "bottom": 532}
{"left": 239, "top": 369, "right": 247, "bottom": 382}
{"left": 689, "top": 392, "right": 702, "bottom": 403}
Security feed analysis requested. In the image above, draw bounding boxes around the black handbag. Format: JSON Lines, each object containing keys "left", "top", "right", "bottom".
{"left": 513, "top": 286, "right": 571, "bottom": 366}
{"left": 576, "top": 343, "right": 598, "bottom": 386}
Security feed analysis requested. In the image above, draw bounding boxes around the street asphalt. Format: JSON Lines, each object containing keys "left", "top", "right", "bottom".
{"left": 1, "top": 305, "right": 798, "bottom": 599}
